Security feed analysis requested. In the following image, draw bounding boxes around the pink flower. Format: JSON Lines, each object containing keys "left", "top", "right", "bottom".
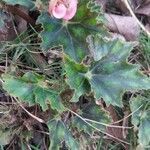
{"left": 48, "top": 0, "right": 78, "bottom": 20}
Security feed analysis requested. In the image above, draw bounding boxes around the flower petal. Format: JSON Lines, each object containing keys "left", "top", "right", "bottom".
{"left": 52, "top": 4, "right": 67, "bottom": 19}
{"left": 49, "top": 0, "right": 58, "bottom": 13}
{"left": 63, "top": 0, "right": 78, "bottom": 20}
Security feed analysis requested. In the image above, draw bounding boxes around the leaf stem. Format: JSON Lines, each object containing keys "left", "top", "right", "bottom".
{"left": 84, "top": 118, "right": 133, "bottom": 129}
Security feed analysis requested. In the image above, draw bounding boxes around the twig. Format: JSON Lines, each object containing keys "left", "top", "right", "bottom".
{"left": 68, "top": 108, "right": 130, "bottom": 145}
{"left": 83, "top": 118, "right": 133, "bottom": 129}
{"left": 123, "top": 0, "right": 150, "bottom": 37}
{"left": 111, "top": 104, "right": 143, "bottom": 124}
{"left": 13, "top": 97, "right": 45, "bottom": 123}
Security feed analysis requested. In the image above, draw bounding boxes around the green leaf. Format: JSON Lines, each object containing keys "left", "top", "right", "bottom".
{"left": 2, "top": 0, "right": 35, "bottom": 9}
{"left": 37, "top": 0, "right": 105, "bottom": 62}
{"left": 86, "top": 34, "right": 131, "bottom": 61}
{"left": 87, "top": 35, "right": 150, "bottom": 106}
{"left": 64, "top": 35, "right": 150, "bottom": 106}
{"left": 2, "top": 72, "right": 65, "bottom": 112}
{"left": 72, "top": 103, "right": 111, "bottom": 135}
{"left": 48, "top": 119, "right": 79, "bottom": 150}
{"left": 64, "top": 55, "right": 90, "bottom": 102}
{"left": 130, "top": 96, "right": 150, "bottom": 147}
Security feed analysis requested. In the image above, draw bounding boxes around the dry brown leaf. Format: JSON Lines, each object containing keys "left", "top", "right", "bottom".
{"left": 0, "top": 7, "right": 28, "bottom": 41}
{"left": 105, "top": 106, "right": 129, "bottom": 149}
{"left": 105, "top": 13, "right": 140, "bottom": 41}
{"left": 0, "top": 12, "right": 17, "bottom": 41}
{"left": 135, "top": 2, "right": 150, "bottom": 16}
{"left": 96, "top": 101, "right": 128, "bottom": 142}
{"left": 146, "top": 24, "right": 150, "bottom": 31}
{"left": 14, "top": 6, "right": 28, "bottom": 34}
{"left": 116, "top": 0, "right": 129, "bottom": 14}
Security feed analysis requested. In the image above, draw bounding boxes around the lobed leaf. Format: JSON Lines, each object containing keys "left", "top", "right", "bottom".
{"left": 48, "top": 119, "right": 79, "bottom": 150}
{"left": 130, "top": 96, "right": 150, "bottom": 147}
{"left": 64, "top": 35, "right": 150, "bottom": 106}
{"left": 2, "top": 72, "right": 65, "bottom": 112}
{"left": 37, "top": 0, "right": 105, "bottom": 62}
{"left": 64, "top": 55, "right": 90, "bottom": 102}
